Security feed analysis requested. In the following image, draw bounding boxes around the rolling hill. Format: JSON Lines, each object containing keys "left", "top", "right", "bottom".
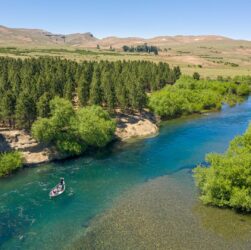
{"left": 0, "top": 25, "right": 251, "bottom": 77}
{"left": 0, "top": 24, "right": 249, "bottom": 48}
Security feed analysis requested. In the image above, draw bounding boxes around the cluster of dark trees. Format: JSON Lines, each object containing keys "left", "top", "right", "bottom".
{"left": 122, "top": 43, "right": 159, "bottom": 55}
{"left": 0, "top": 57, "right": 181, "bottom": 129}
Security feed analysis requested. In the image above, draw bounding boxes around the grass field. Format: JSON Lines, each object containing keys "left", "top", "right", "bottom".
{"left": 0, "top": 42, "right": 251, "bottom": 78}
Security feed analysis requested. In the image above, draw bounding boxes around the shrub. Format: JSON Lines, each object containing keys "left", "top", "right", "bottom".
{"left": 236, "top": 83, "right": 250, "bottom": 96}
{"left": 194, "top": 124, "right": 251, "bottom": 212}
{"left": 32, "top": 97, "right": 116, "bottom": 156}
{"left": 149, "top": 76, "right": 247, "bottom": 119}
{"left": 193, "top": 72, "right": 200, "bottom": 80}
{"left": 73, "top": 106, "right": 116, "bottom": 148}
{"left": 0, "top": 151, "right": 23, "bottom": 177}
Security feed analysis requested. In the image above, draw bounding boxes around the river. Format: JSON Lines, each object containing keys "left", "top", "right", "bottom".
{"left": 1, "top": 98, "right": 251, "bottom": 249}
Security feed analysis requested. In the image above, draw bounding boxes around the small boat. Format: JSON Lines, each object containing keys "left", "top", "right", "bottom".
{"left": 49, "top": 178, "right": 65, "bottom": 198}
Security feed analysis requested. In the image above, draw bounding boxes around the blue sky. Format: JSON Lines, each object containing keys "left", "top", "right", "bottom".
{"left": 0, "top": 0, "right": 251, "bottom": 40}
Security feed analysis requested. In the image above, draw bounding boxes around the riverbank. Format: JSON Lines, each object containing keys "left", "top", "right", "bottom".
{"left": 115, "top": 110, "right": 159, "bottom": 141}
{"left": 0, "top": 102, "right": 243, "bottom": 167}
{"left": 0, "top": 128, "right": 63, "bottom": 165}
{"left": 0, "top": 110, "right": 159, "bottom": 166}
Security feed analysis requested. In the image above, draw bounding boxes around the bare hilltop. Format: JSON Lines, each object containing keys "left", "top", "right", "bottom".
{"left": 0, "top": 24, "right": 249, "bottom": 48}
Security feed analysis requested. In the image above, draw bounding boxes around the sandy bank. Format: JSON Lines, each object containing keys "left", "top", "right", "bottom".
{"left": 115, "top": 110, "right": 159, "bottom": 141}
{"left": 0, "top": 128, "right": 63, "bottom": 166}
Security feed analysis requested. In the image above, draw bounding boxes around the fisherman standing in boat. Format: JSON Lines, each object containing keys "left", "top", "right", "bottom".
{"left": 60, "top": 178, "right": 65, "bottom": 190}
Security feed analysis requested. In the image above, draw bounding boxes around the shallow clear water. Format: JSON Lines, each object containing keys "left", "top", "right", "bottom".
{"left": 74, "top": 170, "right": 251, "bottom": 250}
{"left": 1, "top": 98, "right": 251, "bottom": 249}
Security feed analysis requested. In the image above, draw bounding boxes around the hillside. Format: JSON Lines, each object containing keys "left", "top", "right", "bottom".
{"left": 0, "top": 25, "right": 246, "bottom": 48}
{"left": 0, "top": 25, "right": 97, "bottom": 46}
{"left": 0, "top": 25, "right": 251, "bottom": 77}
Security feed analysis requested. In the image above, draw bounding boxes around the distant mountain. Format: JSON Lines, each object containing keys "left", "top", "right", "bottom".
{"left": 0, "top": 25, "right": 250, "bottom": 49}
{"left": 0, "top": 25, "right": 97, "bottom": 47}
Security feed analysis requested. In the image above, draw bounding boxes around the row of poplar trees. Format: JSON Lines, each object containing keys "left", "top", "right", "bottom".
{"left": 0, "top": 57, "right": 181, "bottom": 129}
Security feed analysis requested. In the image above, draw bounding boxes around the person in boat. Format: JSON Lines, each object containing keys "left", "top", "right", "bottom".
{"left": 50, "top": 178, "right": 65, "bottom": 197}
{"left": 59, "top": 178, "right": 65, "bottom": 190}
{"left": 53, "top": 178, "right": 65, "bottom": 193}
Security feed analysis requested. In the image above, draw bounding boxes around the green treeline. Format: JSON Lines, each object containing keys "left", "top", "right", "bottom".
{"left": 194, "top": 124, "right": 251, "bottom": 212}
{"left": 0, "top": 57, "right": 180, "bottom": 129}
{"left": 32, "top": 97, "right": 116, "bottom": 155}
{"left": 149, "top": 75, "right": 250, "bottom": 118}
{"left": 122, "top": 43, "right": 159, "bottom": 55}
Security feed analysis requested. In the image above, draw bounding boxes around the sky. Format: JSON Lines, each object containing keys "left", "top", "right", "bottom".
{"left": 0, "top": 0, "right": 251, "bottom": 40}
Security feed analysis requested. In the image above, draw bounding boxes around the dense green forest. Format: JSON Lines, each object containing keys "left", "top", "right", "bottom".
{"left": 0, "top": 57, "right": 180, "bottom": 129}
{"left": 149, "top": 75, "right": 250, "bottom": 118}
{"left": 194, "top": 124, "right": 251, "bottom": 212}
{"left": 1, "top": 55, "right": 251, "bottom": 178}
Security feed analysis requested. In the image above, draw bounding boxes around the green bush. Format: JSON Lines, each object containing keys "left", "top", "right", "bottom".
{"left": 236, "top": 83, "right": 250, "bottom": 96}
{"left": 193, "top": 72, "right": 200, "bottom": 80}
{"left": 0, "top": 151, "right": 23, "bottom": 177}
{"left": 194, "top": 124, "right": 251, "bottom": 212}
{"left": 32, "top": 97, "right": 116, "bottom": 156}
{"left": 149, "top": 76, "right": 249, "bottom": 119}
{"left": 73, "top": 106, "right": 116, "bottom": 147}
{"left": 149, "top": 86, "right": 221, "bottom": 118}
{"left": 148, "top": 87, "right": 185, "bottom": 118}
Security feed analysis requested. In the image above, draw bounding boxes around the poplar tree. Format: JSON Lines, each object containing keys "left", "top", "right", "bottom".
{"left": 77, "top": 70, "right": 91, "bottom": 106}
{"left": 15, "top": 92, "right": 36, "bottom": 129}
{"left": 89, "top": 66, "right": 102, "bottom": 105}
{"left": 1, "top": 91, "right": 16, "bottom": 127}
{"left": 37, "top": 92, "right": 51, "bottom": 118}
{"left": 101, "top": 70, "right": 115, "bottom": 111}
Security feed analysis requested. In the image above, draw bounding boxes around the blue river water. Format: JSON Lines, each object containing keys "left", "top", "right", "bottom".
{"left": 1, "top": 98, "right": 251, "bottom": 249}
